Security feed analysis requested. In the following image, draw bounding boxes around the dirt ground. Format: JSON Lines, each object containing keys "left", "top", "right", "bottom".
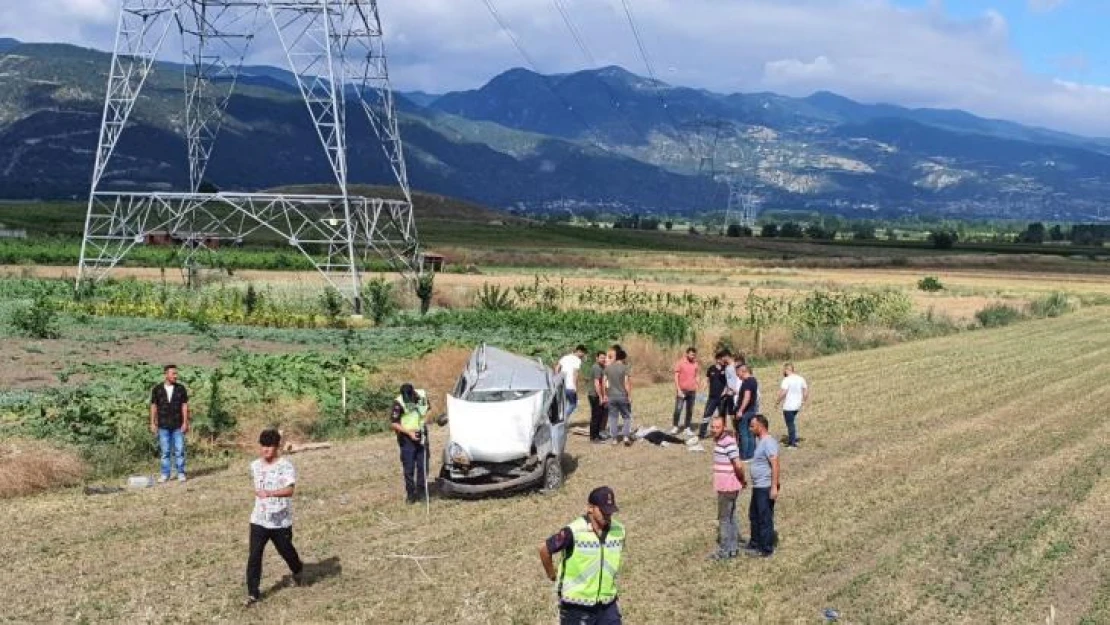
{"left": 0, "top": 334, "right": 304, "bottom": 390}
{"left": 2, "top": 310, "right": 1109, "bottom": 623}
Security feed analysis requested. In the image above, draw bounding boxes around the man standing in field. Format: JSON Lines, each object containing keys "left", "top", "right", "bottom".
{"left": 735, "top": 365, "right": 760, "bottom": 460}
{"left": 698, "top": 350, "right": 729, "bottom": 439}
{"left": 149, "top": 364, "right": 189, "bottom": 483}
{"left": 588, "top": 350, "right": 609, "bottom": 443}
{"left": 604, "top": 348, "right": 634, "bottom": 446}
{"left": 245, "top": 428, "right": 304, "bottom": 607}
{"left": 538, "top": 486, "right": 626, "bottom": 624}
{"left": 747, "top": 415, "right": 780, "bottom": 558}
{"left": 556, "top": 345, "right": 587, "bottom": 420}
{"left": 709, "top": 415, "right": 746, "bottom": 560}
{"left": 669, "top": 346, "right": 699, "bottom": 437}
{"left": 390, "top": 383, "right": 431, "bottom": 504}
{"left": 722, "top": 352, "right": 741, "bottom": 421}
{"left": 776, "top": 363, "right": 809, "bottom": 449}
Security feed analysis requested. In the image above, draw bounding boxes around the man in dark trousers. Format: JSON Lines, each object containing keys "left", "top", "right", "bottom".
{"left": 149, "top": 364, "right": 189, "bottom": 483}
{"left": 698, "top": 350, "right": 729, "bottom": 439}
{"left": 539, "top": 486, "right": 626, "bottom": 624}
{"left": 390, "top": 383, "right": 430, "bottom": 504}
{"left": 587, "top": 350, "right": 608, "bottom": 443}
{"left": 245, "top": 428, "right": 303, "bottom": 607}
{"left": 747, "top": 414, "right": 780, "bottom": 558}
{"left": 735, "top": 365, "right": 760, "bottom": 461}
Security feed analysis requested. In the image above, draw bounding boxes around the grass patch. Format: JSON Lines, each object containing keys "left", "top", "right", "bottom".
{"left": 0, "top": 438, "right": 87, "bottom": 498}
{"left": 975, "top": 303, "right": 1025, "bottom": 328}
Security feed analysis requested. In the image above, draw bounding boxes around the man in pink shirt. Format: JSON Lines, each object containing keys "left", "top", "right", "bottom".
{"left": 669, "top": 347, "right": 700, "bottom": 437}
{"left": 709, "top": 414, "right": 746, "bottom": 560}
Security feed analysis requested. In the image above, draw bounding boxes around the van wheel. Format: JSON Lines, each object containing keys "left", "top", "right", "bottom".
{"left": 542, "top": 456, "right": 564, "bottom": 493}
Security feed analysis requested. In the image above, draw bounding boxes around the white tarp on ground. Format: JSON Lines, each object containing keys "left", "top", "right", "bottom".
{"left": 447, "top": 392, "right": 543, "bottom": 462}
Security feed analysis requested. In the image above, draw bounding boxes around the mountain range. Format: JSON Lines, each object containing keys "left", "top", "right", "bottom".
{"left": 2, "top": 37, "right": 1109, "bottom": 221}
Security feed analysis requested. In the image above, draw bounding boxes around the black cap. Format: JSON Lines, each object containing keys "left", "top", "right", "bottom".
{"left": 588, "top": 486, "right": 619, "bottom": 515}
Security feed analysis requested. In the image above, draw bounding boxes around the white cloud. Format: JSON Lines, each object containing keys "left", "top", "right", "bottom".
{"left": 3, "top": 0, "right": 1110, "bottom": 137}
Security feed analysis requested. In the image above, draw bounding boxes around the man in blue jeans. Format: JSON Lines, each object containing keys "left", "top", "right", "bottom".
{"left": 556, "top": 345, "right": 587, "bottom": 420}
{"left": 734, "top": 365, "right": 759, "bottom": 460}
{"left": 776, "top": 362, "right": 809, "bottom": 448}
{"left": 149, "top": 364, "right": 190, "bottom": 483}
{"left": 746, "top": 414, "right": 780, "bottom": 557}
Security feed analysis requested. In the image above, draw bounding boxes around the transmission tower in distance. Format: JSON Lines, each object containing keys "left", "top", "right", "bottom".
{"left": 77, "top": 0, "right": 421, "bottom": 312}
{"left": 722, "top": 162, "right": 759, "bottom": 230}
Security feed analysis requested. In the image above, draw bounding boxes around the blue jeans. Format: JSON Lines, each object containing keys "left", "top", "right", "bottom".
{"left": 783, "top": 410, "right": 799, "bottom": 446}
{"left": 749, "top": 487, "right": 776, "bottom": 555}
{"left": 158, "top": 428, "right": 186, "bottom": 478}
{"left": 564, "top": 390, "right": 579, "bottom": 419}
{"left": 735, "top": 410, "right": 757, "bottom": 460}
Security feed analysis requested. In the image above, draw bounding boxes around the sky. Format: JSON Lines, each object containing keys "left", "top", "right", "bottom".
{"left": 3, "top": 0, "right": 1110, "bottom": 137}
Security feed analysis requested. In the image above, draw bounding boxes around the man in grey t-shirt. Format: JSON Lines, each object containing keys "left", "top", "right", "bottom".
{"left": 747, "top": 414, "right": 780, "bottom": 557}
{"left": 587, "top": 351, "right": 608, "bottom": 442}
{"left": 604, "top": 348, "right": 634, "bottom": 445}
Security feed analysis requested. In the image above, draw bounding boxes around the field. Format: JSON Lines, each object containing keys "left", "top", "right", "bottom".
{"left": 1, "top": 212, "right": 1109, "bottom": 624}
{"left": 1, "top": 310, "right": 1108, "bottom": 624}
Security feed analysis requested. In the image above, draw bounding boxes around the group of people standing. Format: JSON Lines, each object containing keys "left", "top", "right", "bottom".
{"left": 556, "top": 344, "right": 635, "bottom": 446}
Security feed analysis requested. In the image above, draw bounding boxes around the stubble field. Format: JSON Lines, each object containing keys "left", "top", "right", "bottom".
{"left": 2, "top": 309, "right": 1109, "bottom": 624}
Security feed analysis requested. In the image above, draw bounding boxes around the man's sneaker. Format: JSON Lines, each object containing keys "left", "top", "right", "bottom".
{"left": 746, "top": 549, "right": 773, "bottom": 559}
{"left": 623, "top": 438, "right": 634, "bottom": 447}
{"left": 157, "top": 475, "right": 169, "bottom": 484}
{"left": 706, "top": 550, "right": 734, "bottom": 561}
{"left": 290, "top": 572, "right": 304, "bottom": 587}
{"left": 590, "top": 438, "right": 608, "bottom": 445}
{"left": 610, "top": 437, "right": 621, "bottom": 446}
{"left": 682, "top": 427, "right": 695, "bottom": 438}
{"left": 177, "top": 474, "right": 187, "bottom": 483}
{"left": 243, "top": 596, "right": 260, "bottom": 608}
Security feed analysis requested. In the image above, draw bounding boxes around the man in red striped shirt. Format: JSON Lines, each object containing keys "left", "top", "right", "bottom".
{"left": 709, "top": 414, "right": 747, "bottom": 560}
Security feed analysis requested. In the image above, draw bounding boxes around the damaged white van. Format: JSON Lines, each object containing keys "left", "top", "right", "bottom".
{"left": 436, "top": 344, "right": 568, "bottom": 498}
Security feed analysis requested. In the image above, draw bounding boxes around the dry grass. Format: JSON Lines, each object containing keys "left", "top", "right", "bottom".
{"left": 2, "top": 311, "right": 1108, "bottom": 622}
{"left": 368, "top": 346, "right": 473, "bottom": 411}
{"left": 0, "top": 439, "right": 86, "bottom": 498}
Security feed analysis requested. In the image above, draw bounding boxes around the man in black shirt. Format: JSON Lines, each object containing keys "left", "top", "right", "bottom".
{"left": 149, "top": 364, "right": 190, "bottom": 483}
{"left": 735, "top": 365, "right": 760, "bottom": 460}
{"left": 698, "top": 351, "right": 729, "bottom": 439}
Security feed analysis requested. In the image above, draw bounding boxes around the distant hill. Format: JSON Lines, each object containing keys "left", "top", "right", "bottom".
{"left": 3, "top": 37, "right": 1110, "bottom": 220}
{"left": 269, "top": 184, "right": 528, "bottom": 223}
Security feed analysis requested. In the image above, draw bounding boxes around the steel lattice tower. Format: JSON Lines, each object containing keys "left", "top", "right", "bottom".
{"left": 77, "top": 0, "right": 421, "bottom": 312}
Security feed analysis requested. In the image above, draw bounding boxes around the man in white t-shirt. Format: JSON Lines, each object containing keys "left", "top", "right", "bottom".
{"left": 555, "top": 345, "right": 586, "bottom": 419}
{"left": 245, "top": 429, "right": 304, "bottom": 607}
{"left": 775, "top": 362, "right": 809, "bottom": 449}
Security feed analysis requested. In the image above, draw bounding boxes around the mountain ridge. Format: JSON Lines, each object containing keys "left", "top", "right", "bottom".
{"left": 2, "top": 37, "right": 1109, "bottom": 221}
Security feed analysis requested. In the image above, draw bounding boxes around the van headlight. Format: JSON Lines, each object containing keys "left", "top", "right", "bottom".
{"left": 447, "top": 442, "right": 471, "bottom": 466}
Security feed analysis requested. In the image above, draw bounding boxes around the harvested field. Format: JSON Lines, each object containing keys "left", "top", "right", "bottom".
{"left": 2, "top": 310, "right": 1108, "bottom": 623}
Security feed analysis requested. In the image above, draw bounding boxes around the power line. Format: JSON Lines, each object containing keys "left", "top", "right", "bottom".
{"left": 617, "top": 0, "right": 697, "bottom": 159}
{"left": 550, "top": 0, "right": 595, "bottom": 67}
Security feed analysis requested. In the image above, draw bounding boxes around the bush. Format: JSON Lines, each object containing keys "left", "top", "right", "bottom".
{"left": 9, "top": 295, "right": 60, "bottom": 339}
{"left": 194, "top": 369, "right": 236, "bottom": 442}
{"left": 363, "top": 277, "right": 398, "bottom": 324}
{"left": 415, "top": 273, "right": 434, "bottom": 316}
{"left": 320, "top": 287, "right": 346, "bottom": 326}
{"left": 1029, "top": 292, "right": 1075, "bottom": 318}
{"left": 917, "top": 276, "right": 944, "bottom": 292}
{"left": 726, "top": 224, "right": 752, "bottom": 237}
{"left": 975, "top": 304, "right": 1024, "bottom": 328}
{"left": 928, "top": 229, "right": 959, "bottom": 249}
{"left": 477, "top": 283, "right": 515, "bottom": 311}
